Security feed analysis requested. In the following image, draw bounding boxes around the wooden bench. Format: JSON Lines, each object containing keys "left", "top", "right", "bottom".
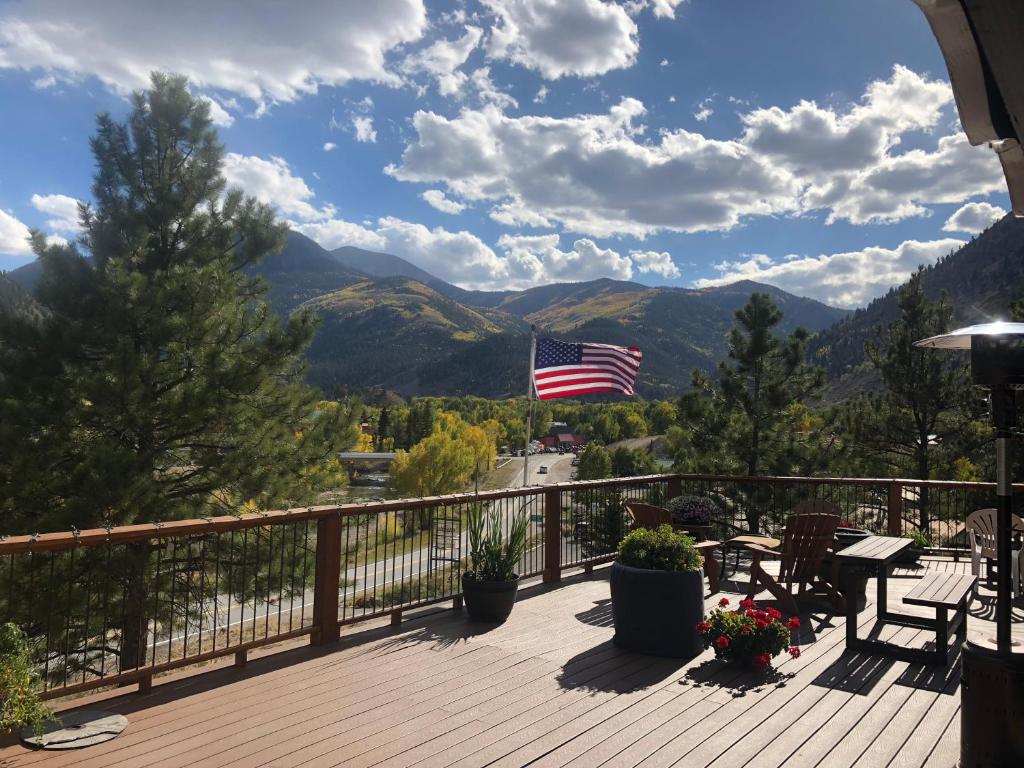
{"left": 901, "top": 571, "right": 976, "bottom": 664}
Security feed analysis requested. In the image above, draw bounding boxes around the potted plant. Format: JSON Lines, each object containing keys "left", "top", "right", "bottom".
{"left": 896, "top": 528, "right": 932, "bottom": 564}
{"left": 698, "top": 598, "right": 801, "bottom": 672}
{"left": 1, "top": 623, "right": 53, "bottom": 739}
{"left": 834, "top": 520, "right": 872, "bottom": 550}
{"left": 664, "top": 495, "right": 717, "bottom": 538}
{"left": 610, "top": 524, "right": 705, "bottom": 658}
{"left": 461, "top": 505, "right": 530, "bottom": 623}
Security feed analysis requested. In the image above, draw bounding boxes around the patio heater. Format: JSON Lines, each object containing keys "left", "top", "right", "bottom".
{"left": 914, "top": 322, "right": 1024, "bottom": 766}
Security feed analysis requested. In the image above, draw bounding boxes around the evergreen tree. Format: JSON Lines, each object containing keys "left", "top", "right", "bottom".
{"left": 576, "top": 443, "right": 612, "bottom": 481}
{"left": 671, "top": 293, "right": 824, "bottom": 531}
{"left": 841, "top": 270, "right": 984, "bottom": 529}
{"left": 0, "top": 74, "right": 351, "bottom": 675}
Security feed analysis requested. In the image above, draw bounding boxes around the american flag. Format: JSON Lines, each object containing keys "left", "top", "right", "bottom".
{"left": 532, "top": 337, "right": 642, "bottom": 400}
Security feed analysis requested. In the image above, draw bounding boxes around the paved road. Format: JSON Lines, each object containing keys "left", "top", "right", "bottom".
{"left": 152, "top": 451, "right": 582, "bottom": 652}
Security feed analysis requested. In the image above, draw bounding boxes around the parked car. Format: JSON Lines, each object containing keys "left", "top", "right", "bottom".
{"left": 538, "top": 465, "right": 549, "bottom": 474}
{"left": 571, "top": 456, "right": 580, "bottom": 466}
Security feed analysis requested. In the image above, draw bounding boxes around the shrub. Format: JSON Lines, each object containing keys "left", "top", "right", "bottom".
{"left": 905, "top": 528, "right": 931, "bottom": 549}
{"left": 664, "top": 495, "right": 718, "bottom": 527}
{"left": 616, "top": 524, "right": 703, "bottom": 572}
{"left": 0, "top": 623, "right": 53, "bottom": 737}
{"left": 698, "top": 598, "right": 800, "bottom": 672}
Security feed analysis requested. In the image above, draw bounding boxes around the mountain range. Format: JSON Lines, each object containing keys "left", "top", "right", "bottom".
{"left": 5, "top": 214, "right": 1023, "bottom": 400}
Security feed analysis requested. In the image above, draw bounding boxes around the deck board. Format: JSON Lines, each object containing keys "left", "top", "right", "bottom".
{"left": 2, "top": 558, "right": 1016, "bottom": 768}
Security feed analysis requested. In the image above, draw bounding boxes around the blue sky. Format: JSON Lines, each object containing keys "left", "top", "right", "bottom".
{"left": 0, "top": 0, "right": 1011, "bottom": 307}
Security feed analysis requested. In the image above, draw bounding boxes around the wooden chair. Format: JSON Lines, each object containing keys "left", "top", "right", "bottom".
{"left": 966, "top": 508, "right": 1024, "bottom": 596}
{"left": 745, "top": 502, "right": 845, "bottom": 615}
{"left": 624, "top": 501, "right": 721, "bottom": 594}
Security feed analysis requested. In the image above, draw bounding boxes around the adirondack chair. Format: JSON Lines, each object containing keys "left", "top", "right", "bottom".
{"left": 623, "top": 501, "right": 721, "bottom": 594}
{"left": 745, "top": 501, "right": 845, "bottom": 615}
{"left": 965, "top": 508, "right": 1024, "bottom": 596}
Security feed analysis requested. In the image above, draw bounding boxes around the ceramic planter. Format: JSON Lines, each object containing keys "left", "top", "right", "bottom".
{"left": 609, "top": 561, "right": 704, "bottom": 658}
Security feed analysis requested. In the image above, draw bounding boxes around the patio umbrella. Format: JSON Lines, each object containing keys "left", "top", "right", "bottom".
{"left": 914, "top": 322, "right": 1024, "bottom": 766}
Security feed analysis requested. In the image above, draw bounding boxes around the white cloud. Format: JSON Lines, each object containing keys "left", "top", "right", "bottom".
{"left": 659, "top": 59, "right": 669, "bottom": 67}
{"left": 290, "top": 218, "right": 386, "bottom": 252}
{"left": 0, "top": 208, "right": 32, "bottom": 256}
{"left": 0, "top": 0, "right": 427, "bottom": 111}
{"left": 322, "top": 142, "right": 337, "bottom": 152}
{"left": 483, "top": 0, "right": 638, "bottom": 79}
{"left": 421, "top": 189, "right": 466, "bottom": 215}
{"left": 694, "top": 238, "right": 965, "bottom": 308}
{"left": 222, "top": 154, "right": 331, "bottom": 221}
{"left": 388, "top": 96, "right": 799, "bottom": 237}
{"left": 388, "top": 65, "right": 1005, "bottom": 238}
{"left": 693, "top": 97, "right": 713, "bottom": 122}
{"left": 468, "top": 67, "right": 518, "bottom": 109}
{"left": 649, "top": 0, "right": 686, "bottom": 18}
{"left": 498, "top": 234, "right": 634, "bottom": 282}
{"left": 30, "top": 193, "right": 81, "bottom": 233}
{"left": 631, "top": 249, "right": 680, "bottom": 278}
{"left": 942, "top": 201, "right": 1006, "bottom": 234}
{"left": 400, "top": 25, "right": 481, "bottom": 97}
{"left": 199, "top": 95, "right": 234, "bottom": 127}
{"left": 534, "top": 85, "right": 548, "bottom": 103}
{"left": 352, "top": 116, "right": 377, "bottom": 143}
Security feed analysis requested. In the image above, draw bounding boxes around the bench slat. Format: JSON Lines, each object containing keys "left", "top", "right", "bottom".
{"left": 903, "top": 572, "right": 976, "bottom": 609}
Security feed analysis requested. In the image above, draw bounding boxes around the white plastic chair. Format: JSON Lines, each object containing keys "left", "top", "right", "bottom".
{"left": 965, "top": 508, "right": 1024, "bottom": 596}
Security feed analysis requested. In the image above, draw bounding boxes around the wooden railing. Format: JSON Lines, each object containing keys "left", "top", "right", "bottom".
{"left": 1, "top": 472, "right": 1019, "bottom": 700}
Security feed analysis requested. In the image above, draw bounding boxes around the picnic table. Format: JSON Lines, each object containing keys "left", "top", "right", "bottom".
{"left": 836, "top": 534, "right": 976, "bottom": 665}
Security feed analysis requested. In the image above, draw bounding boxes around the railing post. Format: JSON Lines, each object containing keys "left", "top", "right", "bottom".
{"left": 667, "top": 475, "right": 682, "bottom": 500}
{"left": 311, "top": 512, "right": 342, "bottom": 646}
{"left": 887, "top": 481, "right": 904, "bottom": 536}
{"left": 543, "top": 488, "right": 562, "bottom": 583}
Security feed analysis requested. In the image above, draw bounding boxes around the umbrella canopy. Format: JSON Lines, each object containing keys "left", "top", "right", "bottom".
{"left": 914, "top": 321, "right": 1024, "bottom": 349}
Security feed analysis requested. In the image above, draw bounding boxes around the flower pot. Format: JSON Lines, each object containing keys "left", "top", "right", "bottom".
{"left": 834, "top": 527, "right": 871, "bottom": 551}
{"left": 462, "top": 574, "right": 520, "bottom": 623}
{"left": 609, "top": 561, "right": 704, "bottom": 658}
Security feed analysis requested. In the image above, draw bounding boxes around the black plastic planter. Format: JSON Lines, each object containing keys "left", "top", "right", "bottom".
{"left": 462, "top": 574, "right": 520, "bottom": 623}
{"left": 609, "top": 561, "right": 704, "bottom": 658}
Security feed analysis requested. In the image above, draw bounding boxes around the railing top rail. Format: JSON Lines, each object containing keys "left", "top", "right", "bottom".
{"left": 2, "top": 472, "right": 1019, "bottom": 554}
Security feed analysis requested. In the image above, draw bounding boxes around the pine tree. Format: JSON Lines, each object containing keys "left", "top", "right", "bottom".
{"left": 672, "top": 294, "right": 824, "bottom": 532}
{"left": 842, "top": 270, "right": 982, "bottom": 529}
{"left": 0, "top": 74, "right": 351, "bottom": 676}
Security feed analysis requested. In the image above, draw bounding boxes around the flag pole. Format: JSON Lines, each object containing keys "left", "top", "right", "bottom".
{"left": 523, "top": 325, "right": 537, "bottom": 487}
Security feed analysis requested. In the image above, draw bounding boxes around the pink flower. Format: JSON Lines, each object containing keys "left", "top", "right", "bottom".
{"left": 715, "top": 636, "right": 730, "bottom": 649}
{"left": 786, "top": 617, "right": 801, "bottom": 630}
{"left": 718, "top": 597, "right": 730, "bottom": 607}
{"left": 788, "top": 646, "right": 801, "bottom": 658}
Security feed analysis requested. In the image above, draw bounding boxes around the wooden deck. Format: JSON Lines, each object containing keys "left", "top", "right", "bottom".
{"left": 3, "top": 557, "right": 1021, "bottom": 768}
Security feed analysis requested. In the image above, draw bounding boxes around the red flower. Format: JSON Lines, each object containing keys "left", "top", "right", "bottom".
{"left": 715, "top": 636, "right": 730, "bottom": 649}
{"left": 741, "top": 624, "right": 753, "bottom": 634}
{"left": 755, "top": 619, "right": 768, "bottom": 630}
{"left": 788, "top": 646, "right": 801, "bottom": 658}
{"left": 786, "top": 617, "right": 801, "bottom": 630}
{"left": 739, "top": 599, "right": 756, "bottom": 609}
{"left": 696, "top": 621, "right": 710, "bottom": 633}
{"left": 718, "top": 597, "right": 730, "bottom": 607}
{"left": 766, "top": 607, "right": 782, "bottom": 620}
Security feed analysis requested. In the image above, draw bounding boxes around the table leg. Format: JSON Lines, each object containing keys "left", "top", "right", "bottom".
{"left": 846, "top": 581, "right": 859, "bottom": 649}
{"left": 876, "top": 562, "right": 887, "bottom": 621}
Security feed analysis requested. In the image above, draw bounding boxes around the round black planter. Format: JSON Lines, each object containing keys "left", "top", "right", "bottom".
{"left": 462, "top": 574, "right": 520, "bottom": 623}
{"left": 609, "top": 561, "right": 704, "bottom": 658}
